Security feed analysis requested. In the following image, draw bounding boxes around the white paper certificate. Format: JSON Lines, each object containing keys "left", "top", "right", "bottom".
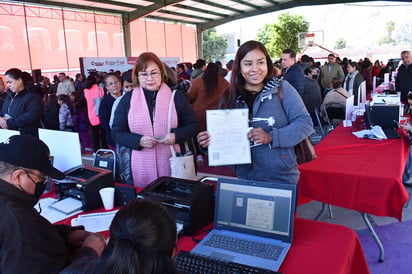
{"left": 206, "top": 109, "right": 251, "bottom": 166}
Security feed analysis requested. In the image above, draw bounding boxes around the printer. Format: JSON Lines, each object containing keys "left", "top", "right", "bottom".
{"left": 54, "top": 165, "right": 114, "bottom": 211}
{"left": 138, "top": 176, "right": 215, "bottom": 236}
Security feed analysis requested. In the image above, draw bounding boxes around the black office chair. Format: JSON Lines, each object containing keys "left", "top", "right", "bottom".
{"left": 323, "top": 102, "right": 346, "bottom": 130}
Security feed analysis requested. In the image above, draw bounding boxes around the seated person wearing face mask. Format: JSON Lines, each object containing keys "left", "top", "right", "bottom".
{"left": 0, "top": 135, "right": 106, "bottom": 274}
{"left": 302, "top": 66, "right": 322, "bottom": 114}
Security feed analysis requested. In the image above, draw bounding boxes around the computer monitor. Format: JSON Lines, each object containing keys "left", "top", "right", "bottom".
{"left": 368, "top": 103, "right": 400, "bottom": 129}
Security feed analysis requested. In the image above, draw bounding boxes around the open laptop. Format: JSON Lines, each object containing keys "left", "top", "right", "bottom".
{"left": 191, "top": 177, "right": 296, "bottom": 272}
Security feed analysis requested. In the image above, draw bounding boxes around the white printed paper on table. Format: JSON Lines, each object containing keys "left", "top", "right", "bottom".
{"left": 206, "top": 109, "right": 251, "bottom": 166}
{"left": 343, "top": 95, "right": 354, "bottom": 127}
{"left": 358, "top": 81, "right": 366, "bottom": 108}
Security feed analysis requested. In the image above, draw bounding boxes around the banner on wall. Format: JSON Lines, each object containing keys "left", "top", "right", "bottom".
{"left": 80, "top": 57, "right": 180, "bottom": 77}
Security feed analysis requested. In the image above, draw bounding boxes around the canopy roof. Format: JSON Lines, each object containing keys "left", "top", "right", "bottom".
{"left": 20, "top": 0, "right": 378, "bottom": 30}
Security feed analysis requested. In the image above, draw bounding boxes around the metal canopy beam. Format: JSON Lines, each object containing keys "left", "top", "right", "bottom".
{"left": 5, "top": 0, "right": 384, "bottom": 59}
{"left": 13, "top": 0, "right": 380, "bottom": 30}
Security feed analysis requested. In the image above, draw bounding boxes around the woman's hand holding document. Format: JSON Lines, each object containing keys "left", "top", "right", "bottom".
{"left": 206, "top": 109, "right": 251, "bottom": 166}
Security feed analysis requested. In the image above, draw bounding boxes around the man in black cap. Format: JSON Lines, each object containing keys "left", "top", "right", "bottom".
{"left": 0, "top": 135, "right": 106, "bottom": 274}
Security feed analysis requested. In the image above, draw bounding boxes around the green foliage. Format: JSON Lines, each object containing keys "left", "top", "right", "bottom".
{"left": 256, "top": 13, "right": 309, "bottom": 58}
{"left": 378, "top": 36, "right": 396, "bottom": 46}
{"left": 379, "top": 21, "right": 396, "bottom": 45}
{"left": 202, "top": 28, "right": 227, "bottom": 63}
{"left": 334, "top": 38, "right": 346, "bottom": 50}
{"left": 386, "top": 21, "right": 395, "bottom": 35}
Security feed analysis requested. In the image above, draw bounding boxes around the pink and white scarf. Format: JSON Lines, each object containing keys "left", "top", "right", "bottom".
{"left": 128, "top": 83, "right": 178, "bottom": 187}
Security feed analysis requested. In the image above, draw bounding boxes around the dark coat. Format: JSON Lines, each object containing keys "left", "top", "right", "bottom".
{"left": 0, "top": 179, "right": 95, "bottom": 274}
{"left": 43, "top": 94, "right": 60, "bottom": 130}
{"left": 72, "top": 98, "right": 89, "bottom": 132}
{"left": 283, "top": 63, "right": 305, "bottom": 96}
{"left": 343, "top": 72, "right": 364, "bottom": 106}
{"left": 396, "top": 63, "right": 412, "bottom": 103}
{"left": 112, "top": 89, "right": 198, "bottom": 150}
{"left": 302, "top": 76, "right": 322, "bottom": 113}
{"left": 99, "top": 94, "right": 117, "bottom": 147}
{"left": 1, "top": 88, "right": 43, "bottom": 137}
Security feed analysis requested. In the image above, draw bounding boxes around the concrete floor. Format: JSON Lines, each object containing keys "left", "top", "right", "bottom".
{"left": 296, "top": 193, "right": 412, "bottom": 231}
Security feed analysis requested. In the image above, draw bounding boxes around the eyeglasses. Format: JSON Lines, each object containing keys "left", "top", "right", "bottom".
{"left": 138, "top": 71, "right": 161, "bottom": 79}
{"left": 24, "top": 170, "right": 49, "bottom": 185}
{"left": 106, "top": 81, "right": 120, "bottom": 86}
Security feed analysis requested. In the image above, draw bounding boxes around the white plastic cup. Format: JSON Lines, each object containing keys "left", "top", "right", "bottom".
{"left": 99, "top": 187, "right": 115, "bottom": 210}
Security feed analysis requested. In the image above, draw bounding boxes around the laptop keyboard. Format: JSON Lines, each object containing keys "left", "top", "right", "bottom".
{"left": 204, "top": 234, "right": 284, "bottom": 260}
{"left": 174, "top": 250, "right": 281, "bottom": 274}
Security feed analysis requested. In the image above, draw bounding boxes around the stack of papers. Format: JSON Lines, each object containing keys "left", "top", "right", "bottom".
{"left": 49, "top": 197, "right": 83, "bottom": 215}
{"left": 36, "top": 197, "right": 83, "bottom": 223}
{"left": 71, "top": 211, "right": 118, "bottom": 232}
{"left": 352, "top": 125, "right": 387, "bottom": 140}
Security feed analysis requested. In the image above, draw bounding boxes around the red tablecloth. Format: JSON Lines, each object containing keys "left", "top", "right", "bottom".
{"left": 299, "top": 125, "right": 410, "bottom": 221}
{"left": 177, "top": 218, "right": 370, "bottom": 274}
{"left": 49, "top": 183, "right": 370, "bottom": 274}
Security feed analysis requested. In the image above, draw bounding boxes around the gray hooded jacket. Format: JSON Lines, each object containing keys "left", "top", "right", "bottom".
{"left": 234, "top": 78, "right": 313, "bottom": 184}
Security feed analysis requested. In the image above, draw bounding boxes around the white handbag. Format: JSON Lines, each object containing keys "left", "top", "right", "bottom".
{"left": 169, "top": 142, "right": 196, "bottom": 180}
{"left": 167, "top": 90, "right": 197, "bottom": 180}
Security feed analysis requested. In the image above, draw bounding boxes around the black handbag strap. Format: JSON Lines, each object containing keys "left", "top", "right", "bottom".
{"left": 333, "top": 89, "right": 349, "bottom": 99}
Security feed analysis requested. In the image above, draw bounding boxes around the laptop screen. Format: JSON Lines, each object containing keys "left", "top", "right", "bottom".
{"left": 215, "top": 178, "right": 296, "bottom": 243}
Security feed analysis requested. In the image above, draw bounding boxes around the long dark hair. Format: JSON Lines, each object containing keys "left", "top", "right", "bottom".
{"left": 220, "top": 40, "right": 274, "bottom": 108}
{"left": 101, "top": 199, "right": 178, "bottom": 274}
{"left": 202, "top": 62, "right": 219, "bottom": 95}
{"left": 70, "top": 91, "right": 87, "bottom": 111}
{"left": 5, "top": 68, "right": 44, "bottom": 96}
{"left": 84, "top": 74, "right": 97, "bottom": 89}
{"left": 57, "top": 94, "right": 73, "bottom": 113}
{"left": 5, "top": 68, "right": 31, "bottom": 87}
{"left": 348, "top": 61, "right": 360, "bottom": 72}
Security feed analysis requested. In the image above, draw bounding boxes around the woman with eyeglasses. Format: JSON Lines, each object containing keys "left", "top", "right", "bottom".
{"left": 197, "top": 41, "right": 313, "bottom": 185}
{"left": 111, "top": 52, "right": 198, "bottom": 187}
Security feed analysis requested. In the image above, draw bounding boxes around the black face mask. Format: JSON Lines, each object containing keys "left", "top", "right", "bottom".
{"left": 312, "top": 74, "right": 318, "bottom": 80}
{"left": 19, "top": 182, "right": 46, "bottom": 199}
{"left": 33, "top": 182, "right": 47, "bottom": 198}
{"left": 20, "top": 171, "right": 48, "bottom": 199}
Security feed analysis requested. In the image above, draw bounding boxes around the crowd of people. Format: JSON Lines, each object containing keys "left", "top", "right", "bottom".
{"left": 0, "top": 43, "right": 411, "bottom": 273}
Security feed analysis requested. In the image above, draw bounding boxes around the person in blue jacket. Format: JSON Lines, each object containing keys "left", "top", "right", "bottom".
{"left": 198, "top": 40, "right": 313, "bottom": 185}
{"left": 281, "top": 48, "right": 305, "bottom": 97}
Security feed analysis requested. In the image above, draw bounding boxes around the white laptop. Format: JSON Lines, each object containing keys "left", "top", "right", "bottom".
{"left": 191, "top": 177, "right": 296, "bottom": 271}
